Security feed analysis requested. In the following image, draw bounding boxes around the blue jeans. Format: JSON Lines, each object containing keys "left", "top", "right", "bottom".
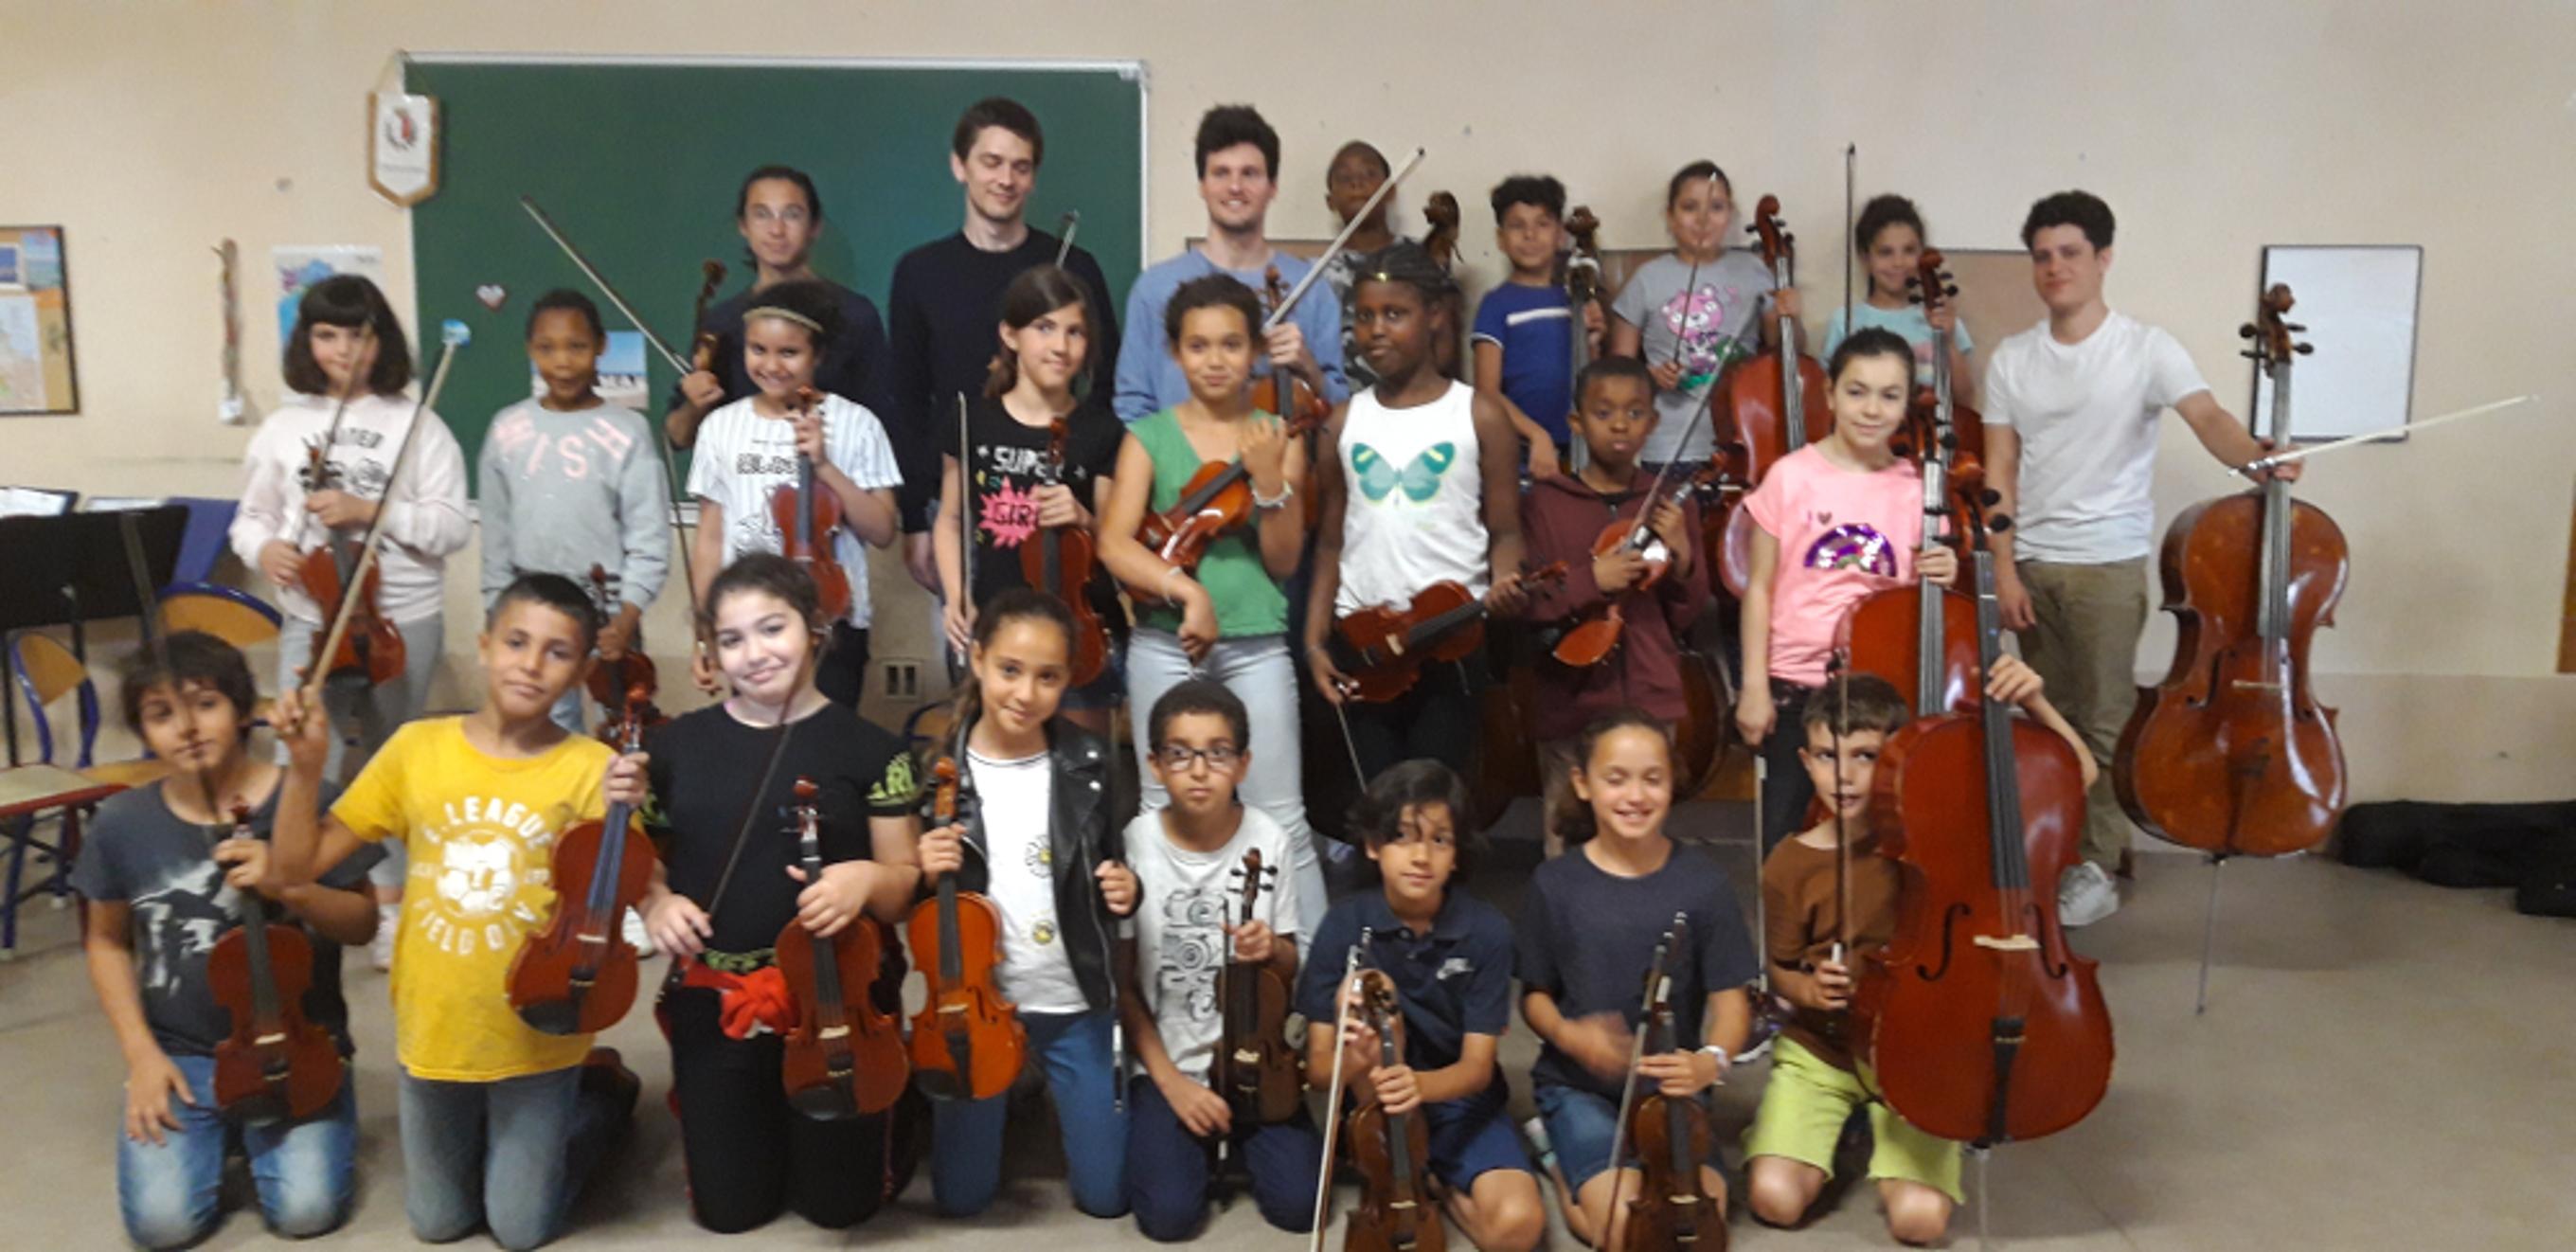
{"left": 116, "top": 1053, "right": 356, "bottom": 1248}
{"left": 929, "top": 1009, "right": 1127, "bottom": 1219}
{"left": 398, "top": 1064, "right": 626, "bottom": 1250}
{"left": 1126, "top": 630, "right": 1327, "bottom": 943}
{"left": 1125, "top": 1074, "right": 1320, "bottom": 1241}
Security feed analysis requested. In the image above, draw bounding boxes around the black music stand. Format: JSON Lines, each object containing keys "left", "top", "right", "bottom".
{"left": 0, "top": 505, "right": 186, "bottom": 765}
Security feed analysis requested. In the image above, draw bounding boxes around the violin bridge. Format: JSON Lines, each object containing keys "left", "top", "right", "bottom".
{"left": 254, "top": 1031, "right": 287, "bottom": 1046}
{"left": 819, "top": 1025, "right": 850, "bottom": 1041}
{"left": 1973, "top": 935, "right": 2039, "bottom": 952}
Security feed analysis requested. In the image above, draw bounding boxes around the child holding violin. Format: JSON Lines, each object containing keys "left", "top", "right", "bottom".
{"left": 1744, "top": 671, "right": 2088, "bottom": 1243}
{"left": 1299, "top": 760, "right": 1544, "bottom": 1252}
{"left": 1519, "top": 356, "right": 1709, "bottom": 846}
{"left": 1738, "top": 330, "right": 1955, "bottom": 851}
{"left": 1607, "top": 160, "right": 1797, "bottom": 465}
{"left": 267, "top": 574, "right": 639, "bottom": 1250}
{"left": 1304, "top": 241, "right": 1535, "bottom": 786}
{"left": 1819, "top": 194, "right": 1977, "bottom": 404}
{"left": 624, "top": 554, "right": 922, "bottom": 1234}
{"left": 917, "top": 588, "right": 1136, "bottom": 1220}
{"left": 1474, "top": 172, "right": 1605, "bottom": 480}
{"left": 477, "top": 288, "right": 671, "bottom": 733}
{"left": 684, "top": 278, "right": 903, "bottom": 707}
{"left": 1119, "top": 678, "right": 1319, "bottom": 1241}
{"left": 73, "top": 633, "right": 380, "bottom": 1249}
{"left": 1098, "top": 274, "right": 1327, "bottom": 939}
{"left": 230, "top": 274, "right": 470, "bottom": 967}
{"left": 932, "top": 265, "right": 1125, "bottom": 734}
{"left": 1519, "top": 709, "right": 1758, "bottom": 1251}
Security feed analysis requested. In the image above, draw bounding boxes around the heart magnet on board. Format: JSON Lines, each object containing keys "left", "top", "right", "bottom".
{"left": 475, "top": 283, "right": 508, "bottom": 311}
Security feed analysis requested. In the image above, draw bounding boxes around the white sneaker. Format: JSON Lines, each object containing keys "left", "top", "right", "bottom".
{"left": 2058, "top": 862, "right": 2120, "bottom": 928}
{"left": 1521, "top": 1116, "right": 1555, "bottom": 1172}
{"left": 621, "top": 907, "right": 656, "bottom": 957}
{"left": 369, "top": 904, "right": 399, "bottom": 971}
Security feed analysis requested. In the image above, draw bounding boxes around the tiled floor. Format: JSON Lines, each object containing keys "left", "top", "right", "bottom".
{"left": 4, "top": 799, "right": 2569, "bottom": 1250}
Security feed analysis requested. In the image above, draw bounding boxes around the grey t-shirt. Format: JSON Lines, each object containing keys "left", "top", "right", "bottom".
{"left": 1611, "top": 250, "right": 1776, "bottom": 463}
{"left": 69, "top": 779, "right": 375, "bottom": 1057}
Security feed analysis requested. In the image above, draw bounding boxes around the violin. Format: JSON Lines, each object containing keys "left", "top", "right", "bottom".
{"left": 294, "top": 395, "right": 406, "bottom": 688}
{"left": 1134, "top": 402, "right": 1329, "bottom": 580}
{"left": 1851, "top": 477, "right": 2112, "bottom": 1146}
{"left": 1612, "top": 922, "right": 1722, "bottom": 1252}
{"left": 689, "top": 259, "right": 726, "bottom": 374}
{"left": 906, "top": 757, "right": 1026, "bottom": 1100}
{"left": 1839, "top": 434, "right": 1981, "bottom": 716}
{"left": 583, "top": 564, "right": 663, "bottom": 742}
{"left": 1342, "top": 967, "right": 1443, "bottom": 1252}
{"left": 1422, "top": 191, "right": 1461, "bottom": 273}
{"left": 1550, "top": 463, "right": 1719, "bottom": 669}
{"left": 776, "top": 778, "right": 908, "bottom": 1119}
{"left": 206, "top": 800, "right": 344, "bottom": 1123}
{"left": 2116, "top": 284, "right": 2348, "bottom": 857}
{"left": 1252, "top": 266, "right": 1333, "bottom": 430}
{"left": 1019, "top": 419, "right": 1111, "bottom": 686}
{"left": 768, "top": 385, "right": 853, "bottom": 621}
{"left": 1714, "top": 196, "right": 1832, "bottom": 599}
{"left": 507, "top": 711, "right": 656, "bottom": 1035}
{"left": 1212, "top": 849, "right": 1302, "bottom": 1125}
{"left": 1327, "top": 563, "right": 1568, "bottom": 704}
{"left": 1904, "top": 249, "right": 1985, "bottom": 467}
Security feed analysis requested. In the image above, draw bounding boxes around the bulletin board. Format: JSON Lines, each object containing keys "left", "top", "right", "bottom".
{"left": 2253, "top": 245, "right": 2423, "bottom": 441}
{"left": 0, "top": 226, "right": 78, "bottom": 415}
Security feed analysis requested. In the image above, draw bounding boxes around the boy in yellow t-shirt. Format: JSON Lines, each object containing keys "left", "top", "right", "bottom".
{"left": 272, "top": 574, "right": 641, "bottom": 1250}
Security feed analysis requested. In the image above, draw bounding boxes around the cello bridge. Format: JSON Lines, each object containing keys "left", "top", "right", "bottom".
{"left": 1973, "top": 935, "right": 2039, "bottom": 952}
{"left": 254, "top": 1031, "right": 287, "bottom": 1046}
{"left": 819, "top": 1026, "right": 850, "bottom": 1041}
{"left": 2228, "top": 679, "right": 2284, "bottom": 692}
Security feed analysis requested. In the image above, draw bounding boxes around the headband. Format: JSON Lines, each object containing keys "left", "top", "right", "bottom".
{"left": 743, "top": 305, "right": 824, "bottom": 334}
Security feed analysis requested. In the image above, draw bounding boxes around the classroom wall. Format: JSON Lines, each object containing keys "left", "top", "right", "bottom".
{"left": 4, "top": 0, "right": 2569, "bottom": 801}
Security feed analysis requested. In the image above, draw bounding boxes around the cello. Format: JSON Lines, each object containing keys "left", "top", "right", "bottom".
{"left": 1212, "top": 850, "right": 1302, "bottom": 1125}
{"left": 776, "top": 778, "right": 908, "bottom": 1119}
{"left": 508, "top": 709, "right": 655, "bottom": 1035}
{"left": 1602, "top": 920, "right": 1722, "bottom": 1252}
{"left": 2115, "top": 283, "right": 2348, "bottom": 861}
{"left": 1905, "top": 249, "right": 1985, "bottom": 467}
{"left": 1019, "top": 418, "right": 1112, "bottom": 686}
{"left": 1327, "top": 563, "right": 1567, "bottom": 704}
{"left": 906, "top": 756, "right": 1027, "bottom": 1100}
{"left": 206, "top": 801, "right": 345, "bottom": 1123}
{"left": 769, "top": 385, "right": 854, "bottom": 621}
{"left": 1714, "top": 196, "right": 1832, "bottom": 599}
{"left": 1340, "top": 965, "right": 1443, "bottom": 1252}
{"left": 1838, "top": 411, "right": 1980, "bottom": 717}
{"left": 1851, "top": 476, "right": 2112, "bottom": 1146}
{"left": 583, "top": 563, "right": 664, "bottom": 742}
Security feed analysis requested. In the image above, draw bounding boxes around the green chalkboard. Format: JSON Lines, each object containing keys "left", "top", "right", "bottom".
{"left": 406, "top": 58, "right": 1144, "bottom": 492}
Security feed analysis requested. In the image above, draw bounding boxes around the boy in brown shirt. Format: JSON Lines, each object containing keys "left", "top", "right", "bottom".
{"left": 1743, "top": 667, "right": 2090, "bottom": 1245}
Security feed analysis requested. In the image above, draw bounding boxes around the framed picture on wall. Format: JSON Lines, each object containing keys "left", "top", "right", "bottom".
{"left": 2252, "top": 244, "right": 2423, "bottom": 441}
{"left": 0, "top": 225, "right": 79, "bottom": 416}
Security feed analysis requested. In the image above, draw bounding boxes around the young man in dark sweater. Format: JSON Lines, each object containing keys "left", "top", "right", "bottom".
{"left": 886, "top": 97, "right": 1119, "bottom": 590}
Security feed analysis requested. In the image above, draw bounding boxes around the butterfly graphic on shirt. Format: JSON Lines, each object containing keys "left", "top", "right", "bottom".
{"left": 1802, "top": 523, "right": 1899, "bottom": 577}
{"left": 1351, "top": 441, "right": 1457, "bottom": 504}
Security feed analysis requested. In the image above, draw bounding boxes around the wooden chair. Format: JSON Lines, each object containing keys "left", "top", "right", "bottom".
{"left": 157, "top": 582, "right": 281, "bottom": 651}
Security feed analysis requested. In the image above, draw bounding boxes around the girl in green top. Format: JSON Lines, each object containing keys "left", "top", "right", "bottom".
{"left": 1099, "top": 273, "right": 1324, "bottom": 939}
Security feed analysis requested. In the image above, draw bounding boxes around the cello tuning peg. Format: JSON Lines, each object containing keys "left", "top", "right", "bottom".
{"left": 1980, "top": 488, "right": 2002, "bottom": 507}
{"left": 1943, "top": 284, "right": 1959, "bottom": 297}
{"left": 2295, "top": 343, "right": 2315, "bottom": 355}
{"left": 1989, "top": 514, "right": 2013, "bottom": 533}
{"left": 2285, "top": 321, "right": 2305, "bottom": 332}
{"left": 2238, "top": 324, "right": 2259, "bottom": 338}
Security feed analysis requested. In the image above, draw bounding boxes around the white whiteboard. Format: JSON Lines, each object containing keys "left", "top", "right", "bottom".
{"left": 2250, "top": 245, "right": 2422, "bottom": 441}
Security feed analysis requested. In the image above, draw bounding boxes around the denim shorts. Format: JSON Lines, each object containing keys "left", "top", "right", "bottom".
{"left": 1534, "top": 1081, "right": 1725, "bottom": 1191}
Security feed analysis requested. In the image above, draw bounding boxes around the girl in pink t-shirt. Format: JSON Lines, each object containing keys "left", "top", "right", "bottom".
{"left": 1736, "top": 329, "right": 1959, "bottom": 849}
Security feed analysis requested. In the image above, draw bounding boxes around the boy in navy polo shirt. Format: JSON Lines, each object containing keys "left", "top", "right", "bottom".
{"left": 1472, "top": 174, "right": 1604, "bottom": 480}
{"left": 1297, "top": 761, "right": 1544, "bottom": 1252}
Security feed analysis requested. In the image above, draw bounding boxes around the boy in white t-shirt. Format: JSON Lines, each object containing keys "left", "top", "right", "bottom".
{"left": 1980, "top": 190, "right": 2295, "bottom": 926}
{"left": 1119, "top": 678, "right": 1320, "bottom": 1241}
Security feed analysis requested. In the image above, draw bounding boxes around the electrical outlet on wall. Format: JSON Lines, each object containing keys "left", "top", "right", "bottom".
{"left": 881, "top": 659, "right": 921, "bottom": 699}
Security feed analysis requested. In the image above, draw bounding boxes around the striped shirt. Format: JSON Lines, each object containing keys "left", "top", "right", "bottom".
{"left": 684, "top": 392, "right": 903, "bottom": 626}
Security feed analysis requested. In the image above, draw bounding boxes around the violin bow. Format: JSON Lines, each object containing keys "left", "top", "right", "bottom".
{"left": 1829, "top": 651, "right": 1852, "bottom": 964}
{"left": 1053, "top": 210, "right": 1080, "bottom": 268}
{"left": 1262, "top": 146, "right": 1426, "bottom": 331}
{"left": 116, "top": 511, "right": 226, "bottom": 815}
{"left": 1593, "top": 919, "right": 1682, "bottom": 1252}
{"left": 1840, "top": 144, "right": 1856, "bottom": 354}
{"left": 299, "top": 321, "right": 470, "bottom": 703}
{"left": 2234, "top": 393, "right": 2538, "bottom": 475}
{"left": 1307, "top": 937, "right": 1369, "bottom": 1250}
{"left": 957, "top": 393, "right": 975, "bottom": 617}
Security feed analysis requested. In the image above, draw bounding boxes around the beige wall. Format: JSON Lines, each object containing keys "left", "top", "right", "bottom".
{"left": 4, "top": 1, "right": 2569, "bottom": 800}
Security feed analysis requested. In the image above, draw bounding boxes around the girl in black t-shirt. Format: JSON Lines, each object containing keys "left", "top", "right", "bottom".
{"left": 619, "top": 554, "right": 923, "bottom": 1234}
{"left": 931, "top": 265, "right": 1125, "bottom": 735}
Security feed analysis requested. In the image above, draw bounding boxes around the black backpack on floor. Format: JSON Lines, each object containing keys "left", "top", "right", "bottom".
{"left": 2337, "top": 800, "right": 2576, "bottom": 919}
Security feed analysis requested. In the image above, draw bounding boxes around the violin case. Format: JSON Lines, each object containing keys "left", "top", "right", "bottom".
{"left": 2337, "top": 800, "right": 2576, "bottom": 918}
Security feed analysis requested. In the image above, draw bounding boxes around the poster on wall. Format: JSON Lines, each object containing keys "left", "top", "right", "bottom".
{"left": 528, "top": 330, "right": 648, "bottom": 411}
{"left": 0, "top": 225, "right": 79, "bottom": 415}
{"left": 273, "top": 244, "right": 386, "bottom": 346}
